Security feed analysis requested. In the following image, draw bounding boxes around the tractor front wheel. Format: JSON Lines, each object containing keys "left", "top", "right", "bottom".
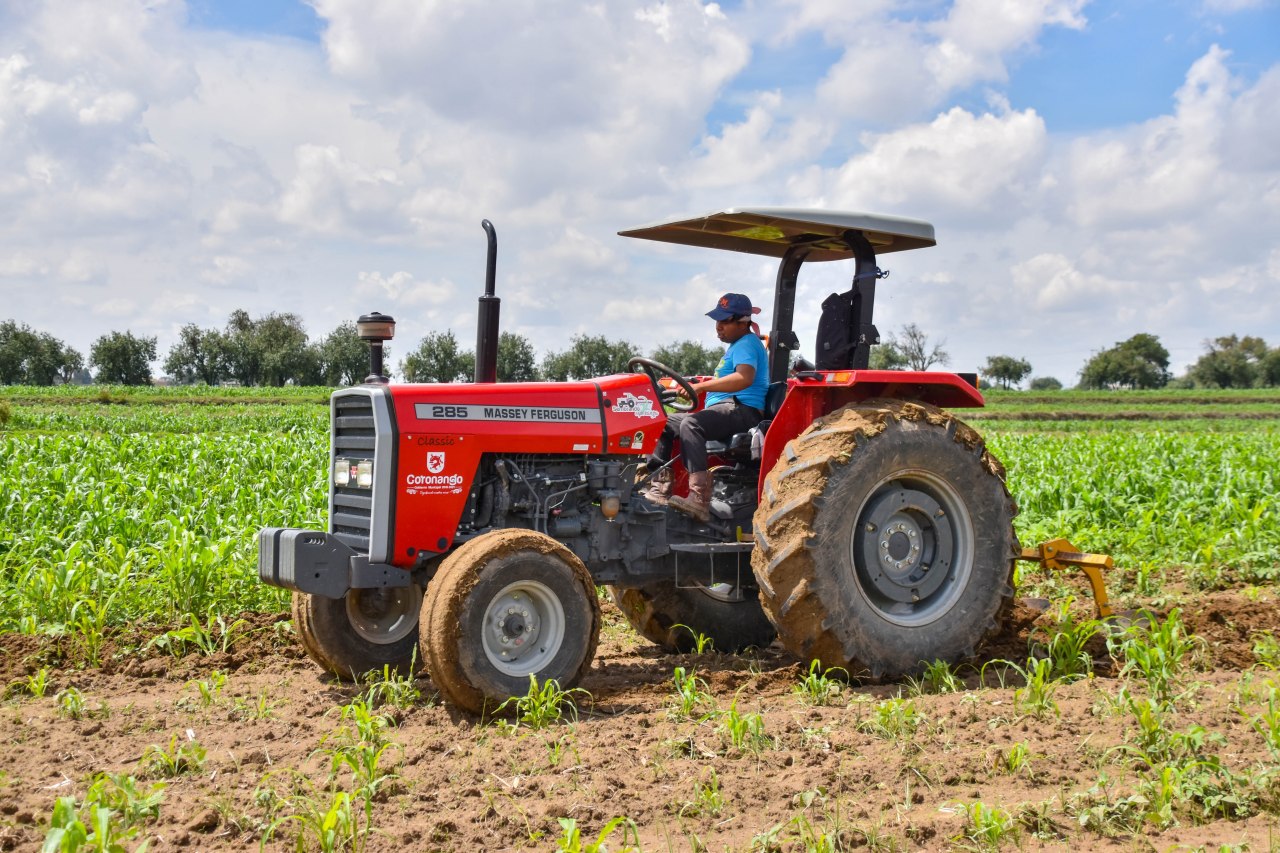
{"left": 752, "top": 399, "right": 1017, "bottom": 678}
{"left": 609, "top": 581, "right": 776, "bottom": 653}
{"left": 421, "top": 530, "right": 601, "bottom": 714}
{"left": 292, "top": 585, "right": 422, "bottom": 680}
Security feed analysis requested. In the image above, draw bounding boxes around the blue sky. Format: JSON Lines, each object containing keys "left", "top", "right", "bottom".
{"left": 1, "top": 0, "right": 1278, "bottom": 384}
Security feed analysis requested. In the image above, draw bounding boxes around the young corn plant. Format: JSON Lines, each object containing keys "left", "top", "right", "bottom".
{"left": 955, "top": 801, "right": 1019, "bottom": 851}
{"left": 184, "top": 669, "right": 227, "bottom": 707}
{"left": 905, "top": 659, "right": 965, "bottom": 696}
{"left": 992, "top": 656, "right": 1060, "bottom": 719}
{"left": 1249, "top": 683, "right": 1280, "bottom": 759}
{"left": 265, "top": 789, "right": 365, "bottom": 853}
{"left": 54, "top": 687, "right": 88, "bottom": 720}
{"left": 86, "top": 773, "right": 166, "bottom": 827}
{"left": 555, "top": 816, "right": 640, "bottom": 853}
{"left": 496, "top": 675, "right": 590, "bottom": 729}
{"left": 140, "top": 734, "right": 207, "bottom": 779}
{"left": 855, "top": 697, "right": 922, "bottom": 743}
{"left": 674, "top": 624, "right": 716, "bottom": 655}
{"left": 994, "top": 742, "right": 1034, "bottom": 777}
{"left": 1109, "top": 609, "right": 1205, "bottom": 709}
{"left": 717, "top": 699, "right": 771, "bottom": 753}
{"left": 147, "top": 611, "right": 250, "bottom": 658}
{"left": 43, "top": 795, "right": 144, "bottom": 853}
{"left": 670, "top": 666, "right": 714, "bottom": 720}
{"left": 792, "top": 660, "right": 847, "bottom": 706}
{"left": 7, "top": 666, "right": 50, "bottom": 699}
{"left": 676, "top": 768, "right": 724, "bottom": 818}
{"left": 1029, "top": 598, "right": 1101, "bottom": 681}
{"left": 357, "top": 660, "right": 424, "bottom": 710}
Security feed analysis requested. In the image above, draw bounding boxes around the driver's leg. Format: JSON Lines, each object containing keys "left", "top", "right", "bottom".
{"left": 646, "top": 412, "right": 687, "bottom": 472}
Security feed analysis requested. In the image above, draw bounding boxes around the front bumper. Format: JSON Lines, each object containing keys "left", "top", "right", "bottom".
{"left": 257, "top": 527, "right": 412, "bottom": 599}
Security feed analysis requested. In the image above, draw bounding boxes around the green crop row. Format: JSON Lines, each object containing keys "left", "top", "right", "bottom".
{"left": 989, "top": 429, "right": 1280, "bottom": 580}
{"left": 0, "top": 397, "right": 1276, "bottom": 636}
{"left": 0, "top": 431, "right": 325, "bottom": 632}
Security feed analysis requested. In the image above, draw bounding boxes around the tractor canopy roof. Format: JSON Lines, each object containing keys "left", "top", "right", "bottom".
{"left": 618, "top": 207, "right": 935, "bottom": 262}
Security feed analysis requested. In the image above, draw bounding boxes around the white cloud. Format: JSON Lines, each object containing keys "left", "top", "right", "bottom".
{"left": 829, "top": 106, "right": 1048, "bottom": 217}
{"left": 811, "top": 0, "right": 1089, "bottom": 120}
{"left": 356, "top": 271, "right": 455, "bottom": 309}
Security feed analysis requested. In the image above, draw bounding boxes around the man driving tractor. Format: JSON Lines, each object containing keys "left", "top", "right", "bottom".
{"left": 642, "top": 292, "right": 769, "bottom": 521}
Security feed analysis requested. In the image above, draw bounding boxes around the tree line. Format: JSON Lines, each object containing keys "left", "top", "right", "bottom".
{"left": 0, "top": 313, "right": 726, "bottom": 387}
{"left": 981, "top": 333, "right": 1280, "bottom": 391}
{"left": 4, "top": 313, "right": 1279, "bottom": 390}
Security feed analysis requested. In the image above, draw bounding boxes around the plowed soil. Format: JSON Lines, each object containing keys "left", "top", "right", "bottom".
{"left": 2, "top": 589, "right": 1280, "bottom": 851}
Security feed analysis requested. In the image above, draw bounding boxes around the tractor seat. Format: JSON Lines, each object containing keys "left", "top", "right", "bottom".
{"left": 705, "top": 381, "right": 786, "bottom": 462}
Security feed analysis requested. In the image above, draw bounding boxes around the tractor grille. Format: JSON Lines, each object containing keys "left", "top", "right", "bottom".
{"left": 330, "top": 394, "right": 377, "bottom": 554}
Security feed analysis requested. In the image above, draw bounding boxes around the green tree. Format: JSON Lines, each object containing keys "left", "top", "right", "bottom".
{"left": 0, "top": 321, "right": 83, "bottom": 385}
{"left": 982, "top": 355, "right": 1033, "bottom": 390}
{"left": 496, "top": 332, "right": 540, "bottom": 382}
{"left": 649, "top": 339, "right": 724, "bottom": 377}
{"left": 884, "top": 323, "right": 949, "bottom": 371}
{"left": 164, "top": 324, "right": 228, "bottom": 385}
{"left": 218, "top": 310, "right": 317, "bottom": 386}
{"left": 869, "top": 340, "right": 908, "bottom": 370}
{"left": 401, "top": 330, "right": 475, "bottom": 383}
{"left": 1187, "top": 335, "right": 1269, "bottom": 388}
{"left": 541, "top": 334, "right": 637, "bottom": 381}
{"left": 1262, "top": 348, "right": 1280, "bottom": 387}
{"left": 1078, "top": 333, "right": 1170, "bottom": 390}
{"left": 315, "top": 321, "right": 373, "bottom": 386}
{"left": 89, "top": 330, "right": 157, "bottom": 385}
{"left": 256, "top": 313, "right": 316, "bottom": 386}
{"left": 1028, "top": 376, "right": 1063, "bottom": 391}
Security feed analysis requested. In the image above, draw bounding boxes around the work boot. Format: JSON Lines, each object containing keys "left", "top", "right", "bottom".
{"left": 639, "top": 469, "right": 673, "bottom": 506}
{"left": 669, "top": 471, "right": 712, "bottom": 523}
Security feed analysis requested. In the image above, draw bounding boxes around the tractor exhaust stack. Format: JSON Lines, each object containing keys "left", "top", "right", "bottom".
{"left": 475, "top": 219, "right": 500, "bottom": 383}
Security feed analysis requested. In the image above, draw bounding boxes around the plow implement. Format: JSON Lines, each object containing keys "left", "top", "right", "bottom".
{"left": 1018, "top": 538, "right": 1117, "bottom": 619}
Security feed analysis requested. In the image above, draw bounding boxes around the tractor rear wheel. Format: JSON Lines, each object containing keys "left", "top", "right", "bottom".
{"left": 421, "top": 530, "right": 601, "bottom": 714}
{"left": 752, "top": 399, "right": 1017, "bottom": 678}
{"left": 291, "top": 585, "right": 422, "bottom": 680}
{"left": 609, "top": 582, "right": 776, "bottom": 653}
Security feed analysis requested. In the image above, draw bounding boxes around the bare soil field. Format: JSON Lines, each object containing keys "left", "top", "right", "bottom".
{"left": 3, "top": 587, "right": 1280, "bottom": 852}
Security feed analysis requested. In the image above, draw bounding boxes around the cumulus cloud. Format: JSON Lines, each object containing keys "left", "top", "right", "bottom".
{"left": 828, "top": 106, "right": 1048, "bottom": 217}
{"left": 356, "top": 271, "right": 455, "bottom": 309}
{"left": 809, "top": 0, "right": 1089, "bottom": 121}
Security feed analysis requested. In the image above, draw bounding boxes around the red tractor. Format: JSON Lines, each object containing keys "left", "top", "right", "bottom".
{"left": 260, "top": 208, "right": 1108, "bottom": 713}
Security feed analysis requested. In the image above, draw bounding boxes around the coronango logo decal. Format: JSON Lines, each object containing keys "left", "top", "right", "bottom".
{"left": 405, "top": 450, "right": 464, "bottom": 494}
{"left": 611, "top": 392, "right": 660, "bottom": 419}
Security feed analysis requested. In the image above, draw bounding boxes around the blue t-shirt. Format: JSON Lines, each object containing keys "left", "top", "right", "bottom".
{"left": 705, "top": 334, "right": 768, "bottom": 410}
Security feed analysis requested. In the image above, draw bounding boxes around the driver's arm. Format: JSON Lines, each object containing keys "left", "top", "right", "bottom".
{"left": 690, "top": 364, "right": 754, "bottom": 396}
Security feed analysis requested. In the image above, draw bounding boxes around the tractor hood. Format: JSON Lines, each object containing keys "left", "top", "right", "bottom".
{"left": 618, "top": 208, "right": 935, "bottom": 262}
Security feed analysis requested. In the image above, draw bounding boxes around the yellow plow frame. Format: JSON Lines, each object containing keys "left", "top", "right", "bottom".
{"left": 1017, "top": 538, "right": 1116, "bottom": 620}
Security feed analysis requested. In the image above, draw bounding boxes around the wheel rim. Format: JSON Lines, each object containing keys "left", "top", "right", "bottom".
{"left": 346, "top": 586, "right": 422, "bottom": 645}
{"left": 481, "top": 579, "right": 566, "bottom": 677}
{"left": 850, "top": 469, "right": 973, "bottom": 627}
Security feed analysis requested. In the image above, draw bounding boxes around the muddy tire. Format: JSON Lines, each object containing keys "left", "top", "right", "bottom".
{"left": 291, "top": 586, "right": 422, "bottom": 680}
{"left": 751, "top": 399, "right": 1018, "bottom": 678}
{"left": 422, "top": 530, "right": 601, "bottom": 715}
{"left": 609, "top": 583, "right": 776, "bottom": 653}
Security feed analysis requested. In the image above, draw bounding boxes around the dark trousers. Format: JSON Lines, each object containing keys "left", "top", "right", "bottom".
{"left": 652, "top": 401, "right": 762, "bottom": 474}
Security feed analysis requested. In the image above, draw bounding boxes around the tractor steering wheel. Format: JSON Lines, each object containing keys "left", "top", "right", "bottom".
{"left": 627, "top": 357, "right": 698, "bottom": 414}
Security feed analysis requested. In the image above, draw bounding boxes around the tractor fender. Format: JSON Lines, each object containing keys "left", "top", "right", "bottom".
{"left": 758, "top": 370, "right": 984, "bottom": 499}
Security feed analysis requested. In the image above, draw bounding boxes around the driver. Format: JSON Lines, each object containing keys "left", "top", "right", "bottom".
{"left": 642, "top": 293, "right": 769, "bottom": 522}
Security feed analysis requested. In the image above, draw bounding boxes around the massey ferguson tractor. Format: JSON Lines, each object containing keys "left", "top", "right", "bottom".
{"left": 259, "top": 208, "right": 1115, "bottom": 713}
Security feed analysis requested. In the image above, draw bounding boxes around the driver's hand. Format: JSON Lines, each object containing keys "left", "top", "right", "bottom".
{"left": 677, "top": 383, "right": 697, "bottom": 399}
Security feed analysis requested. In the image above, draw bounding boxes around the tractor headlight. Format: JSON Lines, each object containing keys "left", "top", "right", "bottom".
{"left": 333, "top": 457, "right": 373, "bottom": 488}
